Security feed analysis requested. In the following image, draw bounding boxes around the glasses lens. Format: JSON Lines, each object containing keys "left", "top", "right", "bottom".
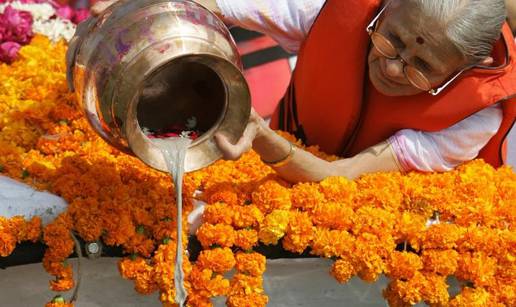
{"left": 371, "top": 33, "right": 397, "bottom": 58}
{"left": 405, "top": 66, "right": 432, "bottom": 91}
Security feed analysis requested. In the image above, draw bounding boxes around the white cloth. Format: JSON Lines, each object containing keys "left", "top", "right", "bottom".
{"left": 0, "top": 175, "right": 67, "bottom": 225}
{"left": 217, "top": 0, "right": 504, "bottom": 172}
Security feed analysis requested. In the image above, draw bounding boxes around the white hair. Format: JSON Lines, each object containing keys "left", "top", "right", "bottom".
{"left": 409, "top": 0, "right": 506, "bottom": 63}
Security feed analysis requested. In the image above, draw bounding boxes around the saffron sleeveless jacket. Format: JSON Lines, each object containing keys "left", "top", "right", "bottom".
{"left": 272, "top": 0, "right": 516, "bottom": 167}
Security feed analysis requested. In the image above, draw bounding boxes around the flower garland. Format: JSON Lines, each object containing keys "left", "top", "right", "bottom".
{"left": 0, "top": 31, "right": 514, "bottom": 307}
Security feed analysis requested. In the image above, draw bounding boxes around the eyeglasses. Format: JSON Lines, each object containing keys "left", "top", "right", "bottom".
{"left": 366, "top": 2, "right": 469, "bottom": 96}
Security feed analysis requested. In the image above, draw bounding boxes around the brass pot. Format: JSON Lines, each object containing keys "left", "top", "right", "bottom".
{"left": 70, "top": 0, "right": 251, "bottom": 172}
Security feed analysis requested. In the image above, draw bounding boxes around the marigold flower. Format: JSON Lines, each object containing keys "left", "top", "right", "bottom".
{"left": 252, "top": 180, "right": 291, "bottom": 214}
{"left": 311, "top": 201, "right": 354, "bottom": 231}
{"left": 258, "top": 209, "right": 290, "bottom": 245}
{"left": 449, "top": 287, "right": 495, "bottom": 307}
{"left": 319, "top": 176, "right": 356, "bottom": 204}
{"left": 290, "top": 182, "right": 326, "bottom": 212}
{"left": 188, "top": 265, "right": 230, "bottom": 298}
{"left": 282, "top": 211, "right": 314, "bottom": 254}
{"left": 421, "top": 249, "right": 458, "bottom": 276}
{"left": 331, "top": 257, "right": 357, "bottom": 283}
{"left": 229, "top": 273, "right": 264, "bottom": 296}
{"left": 386, "top": 251, "right": 423, "bottom": 280}
{"left": 196, "top": 223, "right": 235, "bottom": 248}
{"left": 235, "top": 252, "right": 266, "bottom": 276}
{"left": 421, "top": 223, "right": 464, "bottom": 250}
{"left": 202, "top": 202, "right": 233, "bottom": 225}
{"left": 226, "top": 293, "right": 269, "bottom": 307}
{"left": 456, "top": 251, "right": 497, "bottom": 287}
{"left": 197, "top": 247, "right": 236, "bottom": 273}
{"left": 232, "top": 204, "right": 264, "bottom": 229}
{"left": 310, "top": 228, "right": 355, "bottom": 258}
{"left": 234, "top": 229, "right": 258, "bottom": 251}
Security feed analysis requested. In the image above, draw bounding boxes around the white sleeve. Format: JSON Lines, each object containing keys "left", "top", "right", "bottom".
{"left": 216, "top": 0, "right": 325, "bottom": 53}
{"left": 388, "top": 103, "right": 504, "bottom": 172}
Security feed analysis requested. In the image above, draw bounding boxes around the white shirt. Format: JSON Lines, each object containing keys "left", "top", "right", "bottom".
{"left": 217, "top": 0, "right": 504, "bottom": 172}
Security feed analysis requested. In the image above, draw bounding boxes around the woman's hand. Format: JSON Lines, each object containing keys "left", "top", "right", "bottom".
{"left": 214, "top": 108, "right": 266, "bottom": 160}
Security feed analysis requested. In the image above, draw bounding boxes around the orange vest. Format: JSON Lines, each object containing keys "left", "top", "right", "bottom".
{"left": 271, "top": 0, "right": 516, "bottom": 168}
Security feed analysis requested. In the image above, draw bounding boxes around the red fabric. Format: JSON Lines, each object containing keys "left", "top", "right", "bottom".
{"left": 272, "top": 0, "right": 516, "bottom": 168}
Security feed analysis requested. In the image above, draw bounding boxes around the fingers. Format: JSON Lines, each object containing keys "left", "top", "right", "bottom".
{"left": 214, "top": 123, "right": 258, "bottom": 161}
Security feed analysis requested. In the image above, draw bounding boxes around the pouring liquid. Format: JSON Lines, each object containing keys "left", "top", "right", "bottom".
{"left": 153, "top": 137, "right": 192, "bottom": 306}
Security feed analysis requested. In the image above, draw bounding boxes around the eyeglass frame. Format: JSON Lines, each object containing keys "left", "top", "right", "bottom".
{"left": 365, "top": 2, "right": 472, "bottom": 96}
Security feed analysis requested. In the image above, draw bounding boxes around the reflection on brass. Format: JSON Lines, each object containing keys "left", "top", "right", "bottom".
{"left": 72, "top": 0, "right": 251, "bottom": 172}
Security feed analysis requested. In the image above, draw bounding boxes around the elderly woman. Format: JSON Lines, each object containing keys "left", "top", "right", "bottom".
{"left": 207, "top": 0, "right": 516, "bottom": 183}
{"left": 83, "top": 0, "right": 516, "bottom": 183}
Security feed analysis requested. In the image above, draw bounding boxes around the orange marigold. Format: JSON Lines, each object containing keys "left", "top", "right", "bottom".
{"left": 197, "top": 247, "right": 236, "bottom": 273}
{"left": 226, "top": 293, "right": 269, "bottom": 307}
{"left": 234, "top": 229, "right": 259, "bottom": 251}
{"left": 252, "top": 180, "right": 291, "bottom": 214}
{"left": 331, "top": 257, "right": 357, "bottom": 284}
{"left": 386, "top": 251, "right": 423, "bottom": 280}
{"left": 235, "top": 252, "right": 266, "bottom": 276}
{"left": 196, "top": 223, "right": 235, "bottom": 248}
{"left": 421, "top": 249, "right": 458, "bottom": 276}
{"left": 282, "top": 211, "right": 314, "bottom": 254}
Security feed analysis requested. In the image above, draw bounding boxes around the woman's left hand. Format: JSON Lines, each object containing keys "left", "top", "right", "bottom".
{"left": 214, "top": 108, "right": 265, "bottom": 160}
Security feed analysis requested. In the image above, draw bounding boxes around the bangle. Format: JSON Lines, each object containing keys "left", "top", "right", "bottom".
{"left": 261, "top": 142, "right": 296, "bottom": 168}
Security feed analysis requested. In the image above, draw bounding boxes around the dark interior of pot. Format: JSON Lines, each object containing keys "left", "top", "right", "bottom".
{"left": 136, "top": 59, "right": 226, "bottom": 139}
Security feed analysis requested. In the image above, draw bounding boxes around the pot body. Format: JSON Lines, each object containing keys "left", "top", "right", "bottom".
{"left": 72, "top": 0, "right": 251, "bottom": 172}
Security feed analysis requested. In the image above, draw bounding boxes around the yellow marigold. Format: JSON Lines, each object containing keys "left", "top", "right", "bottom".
{"left": 232, "top": 204, "right": 264, "bottom": 229}
{"left": 234, "top": 229, "right": 259, "bottom": 251}
{"left": 258, "top": 209, "right": 290, "bottom": 245}
{"left": 456, "top": 251, "right": 497, "bottom": 287}
{"left": 421, "top": 223, "right": 464, "bottom": 250}
{"left": 226, "top": 293, "right": 269, "bottom": 307}
{"left": 421, "top": 249, "right": 458, "bottom": 276}
{"left": 311, "top": 201, "right": 354, "bottom": 231}
{"left": 383, "top": 283, "right": 412, "bottom": 307}
{"left": 319, "top": 176, "right": 356, "bottom": 204}
{"left": 488, "top": 278, "right": 516, "bottom": 306}
{"left": 310, "top": 228, "right": 355, "bottom": 258}
{"left": 252, "top": 180, "right": 291, "bottom": 214}
{"left": 196, "top": 223, "right": 235, "bottom": 248}
{"left": 202, "top": 202, "right": 233, "bottom": 225}
{"left": 282, "top": 211, "right": 314, "bottom": 254}
{"left": 197, "top": 247, "right": 236, "bottom": 273}
{"left": 331, "top": 257, "right": 357, "bottom": 283}
{"left": 229, "top": 273, "right": 264, "bottom": 296}
{"left": 290, "top": 182, "right": 326, "bottom": 212}
{"left": 385, "top": 251, "right": 423, "bottom": 280}
{"left": 235, "top": 252, "right": 266, "bottom": 276}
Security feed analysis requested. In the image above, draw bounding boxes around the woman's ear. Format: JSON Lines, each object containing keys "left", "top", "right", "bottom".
{"left": 480, "top": 56, "right": 494, "bottom": 66}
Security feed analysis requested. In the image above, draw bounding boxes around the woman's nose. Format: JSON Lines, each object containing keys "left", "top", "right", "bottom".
{"left": 384, "top": 58, "right": 404, "bottom": 78}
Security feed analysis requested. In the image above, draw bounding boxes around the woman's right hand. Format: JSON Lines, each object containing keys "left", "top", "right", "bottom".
{"left": 214, "top": 108, "right": 266, "bottom": 161}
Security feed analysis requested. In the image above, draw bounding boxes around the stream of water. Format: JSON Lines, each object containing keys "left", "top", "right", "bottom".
{"left": 153, "top": 137, "right": 192, "bottom": 307}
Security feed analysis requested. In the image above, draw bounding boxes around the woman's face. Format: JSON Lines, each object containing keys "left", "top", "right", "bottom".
{"left": 367, "top": 1, "right": 468, "bottom": 96}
